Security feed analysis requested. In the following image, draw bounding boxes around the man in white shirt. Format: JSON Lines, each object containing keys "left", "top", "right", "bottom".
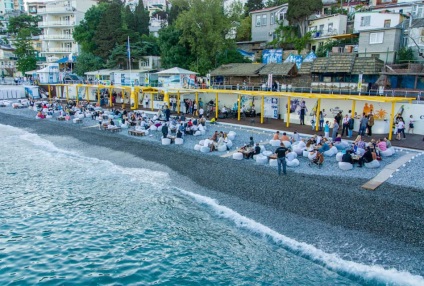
{"left": 342, "top": 114, "right": 349, "bottom": 137}
{"left": 221, "top": 106, "right": 228, "bottom": 118}
{"left": 198, "top": 107, "right": 204, "bottom": 118}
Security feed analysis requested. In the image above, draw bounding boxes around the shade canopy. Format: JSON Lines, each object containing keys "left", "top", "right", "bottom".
{"left": 156, "top": 67, "right": 197, "bottom": 75}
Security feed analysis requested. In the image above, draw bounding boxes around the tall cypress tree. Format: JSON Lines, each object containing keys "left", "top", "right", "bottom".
{"left": 94, "top": 0, "right": 125, "bottom": 60}
{"left": 134, "top": 0, "right": 150, "bottom": 36}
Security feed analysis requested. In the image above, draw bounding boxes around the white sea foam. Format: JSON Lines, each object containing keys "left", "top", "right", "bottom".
{"left": 180, "top": 189, "right": 424, "bottom": 286}
{"left": 0, "top": 124, "right": 170, "bottom": 185}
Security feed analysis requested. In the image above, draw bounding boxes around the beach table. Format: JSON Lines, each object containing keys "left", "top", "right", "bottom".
{"left": 106, "top": 127, "right": 121, "bottom": 133}
{"left": 57, "top": 117, "right": 65, "bottom": 121}
{"left": 167, "top": 135, "right": 176, "bottom": 144}
{"left": 128, "top": 130, "right": 146, "bottom": 136}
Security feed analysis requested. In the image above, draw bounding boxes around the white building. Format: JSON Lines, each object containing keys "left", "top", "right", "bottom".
{"left": 354, "top": 11, "right": 405, "bottom": 33}
{"left": 309, "top": 14, "right": 348, "bottom": 51}
{"left": 250, "top": 4, "right": 289, "bottom": 43}
{"left": 35, "top": 0, "right": 97, "bottom": 63}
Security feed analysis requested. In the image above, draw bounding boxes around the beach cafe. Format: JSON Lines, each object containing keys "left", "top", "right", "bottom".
{"left": 42, "top": 83, "right": 421, "bottom": 140}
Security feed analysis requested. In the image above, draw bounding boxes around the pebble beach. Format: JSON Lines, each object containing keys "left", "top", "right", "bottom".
{"left": 0, "top": 102, "right": 423, "bottom": 277}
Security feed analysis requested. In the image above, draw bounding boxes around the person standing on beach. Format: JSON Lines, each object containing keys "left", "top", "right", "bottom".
{"left": 299, "top": 101, "right": 306, "bottom": 125}
{"left": 332, "top": 119, "right": 339, "bottom": 141}
{"left": 359, "top": 113, "right": 368, "bottom": 136}
{"left": 348, "top": 116, "right": 354, "bottom": 138}
{"left": 341, "top": 114, "right": 349, "bottom": 137}
{"left": 367, "top": 113, "right": 374, "bottom": 136}
{"left": 275, "top": 142, "right": 289, "bottom": 175}
{"left": 324, "top": 121, "right": 330, "bottom": 139}
{"left": 319, "top": 110, "right": 326, "bottom": 131}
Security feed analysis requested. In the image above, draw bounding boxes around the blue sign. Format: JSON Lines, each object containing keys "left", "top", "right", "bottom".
{"left": 262, "top": 49, "right": 283, "bottom": 64}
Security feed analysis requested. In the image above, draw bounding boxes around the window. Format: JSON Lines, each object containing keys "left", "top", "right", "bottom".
{"left": 328, "top": 23, "right": 333, "bottom": 32}
{"left": 255, "top": 15, "right": 261, "bottom": 27}
{"left": 319, "top": 24, "right": 324, "bottom": 32}
{"left": 261, "top": 15, "right": 267, "bottom": 26}
{"left": 270, "top": 13, "right": 275, "bottom": 25}
{"left": 360, "top": 16, "right": 371, "bottom": 27}
{"left": 384, "top": 19, "right": 391, "bottom": 28}
{"left": 370, "top": 32, "right": 384, "bottom": 44}
{"left": 309, "top": 26, "right": 317, "bottom": 32}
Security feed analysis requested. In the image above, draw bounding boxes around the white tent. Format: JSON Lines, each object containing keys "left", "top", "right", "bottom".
{"left": 156, "top": 67, "right": 198, "bottom": 88}
{"left": 156, "top": 67, "right": 197, "bottom": 75}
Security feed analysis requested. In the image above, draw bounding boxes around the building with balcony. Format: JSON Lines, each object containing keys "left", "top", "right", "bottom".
{"left": 33, "top": 0, "right": 97, "bottom": 63}
{"left": 0, "top": 44, "right": 16, "bottom": 76}
{"left": 308, "top": 14, "right": 348, "bottom": 52}
{"left": 0, "top": 0, "right": 25, "bottom": 34}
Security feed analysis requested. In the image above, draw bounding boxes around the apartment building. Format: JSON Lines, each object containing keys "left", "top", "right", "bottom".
{"left": 33, "top": 0, "right": 97, "bottom": 63}
{"left": 0, "top": 0, "right": 25, "bottom": 33}
{"left": 250, "top": 4, "right": 289, "bottom": 43}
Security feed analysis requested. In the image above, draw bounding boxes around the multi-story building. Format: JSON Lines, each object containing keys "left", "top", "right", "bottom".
{"left": 0, "top": 44, "right": 16, "bottom": 76}
{"left": 33, "top": 0, "right": 97, "bottom": 63}
{"left": 309, "top": 14, "right": 348, "bottom": 52}
{"left": 354, "top": 11, "right": 405, "bottom": 32}
{"left": 250, "top": 4, "right": 289, "bottom": 43}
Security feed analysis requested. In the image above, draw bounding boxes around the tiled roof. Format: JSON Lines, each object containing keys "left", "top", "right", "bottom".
{"left": 352, "top": 57, "right": 384, "bottom": 75}
{"left": 258, "top": 63, "right": 297, "bottom": 76}
{"left": 298, "top": 62, "right": 313, "bottom": 75}
{"left": 210, "top": 63, "right": 265, "bottom": 76}
{"left": 311, "top": 53, "right": 356, "bottom": 73}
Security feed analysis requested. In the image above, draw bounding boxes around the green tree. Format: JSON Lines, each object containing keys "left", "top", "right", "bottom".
{"left": 396, "top": 47, "right": 415, "bottom": 63}
{"left": 14, "top": 29, "right": 37, "bottom": 73}
{"left": 7, "top": 14, "right": 41, "bottom": 35}
{"left": 94, "top": 0, "right": 126, "bottom": 60}
{"left": 287, "top": 0, "right": 322, "bottom": 37}
{"left": 168, "top": 0, "right": 190, "bottom": 25}
{"left": 271, "top": 25, "right": 312, "bottom": 54}
{"left": 245, "top": 0, "right": 264, "bottom": 16}
{"left": 236, "top": 16, "right": 252, "bottom": 41}
{"left": 74, "top": 52, "right": 104, "bottom": 76}
{"left": 73, "top": 3, "right": 109, "bottom": 54}
{"left": 175, "top": 0, "right": 232, "bottom": 74}
{"left": 134, "top": 0, "right": 150, "bottom": 36}
{"left": 158, "top": 25, "right": 193, "bottom": 69}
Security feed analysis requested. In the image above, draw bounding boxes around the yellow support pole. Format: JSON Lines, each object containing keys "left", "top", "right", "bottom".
{"left": 215, "top": 92, "right": 218, "bottom": 119}
{"left": 177, "top": 91, "right": 180, "bottom": 114}
{"left": 195, "top": 92, "right": 199, "bottom": 116}
{"left": 75, "top": 85, "right": 79, "bottom": 106}
{"left": 109, "top": 87, "right": 113, "bottom": 108}
{"left": 351, "top": 99, "right": 356, "bottom": 119}
{"left": 260, "top": 95, "right": 264, "bottom": 124}
{"left": 286, "top": 96, "right": 291, "bottom": 128}
{"left": 85, "top": 86, "right": 89, "bottom": 102}
{"left": 66, "top": 85, "right": 69, "bottom": 102}
{"left": 315, "top": 99, "right": 321, "bottom": 131}
{"left": 97, "top": 85, "right": 100, "bottom": 106}
{"left": 388, "top": 102, "right": 395, "bottom": 140}
{"left": 48, "top": 85, "right": 51, "bottom": 104}
{"left": 121, "top": 89, "right": 125, "bottom": 109}
{"left": 164, "top": 91, "right": 169, "bottom": 107}
{"left": 237, "top": 94, "right": 241, "bottom": 121}
{"left": 151, "top": 93, "right": 154, "bottom": 111}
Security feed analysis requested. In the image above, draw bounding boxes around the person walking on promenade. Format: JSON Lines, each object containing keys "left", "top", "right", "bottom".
{"left": 342, "top": 114, "right": 349, "bottom": 137}
{"left": 348, "top": 116, "right": 354, "bottom": 138}
{"left": 319, "top": 110, "right": 326, "bottom": 131}
{"left": 408, "top": 115, "right": 415, "bottom": 134}
{"left": 275, "top": 142, "right": 289, "bottom": 175}
{"left": 359, "top": 113, "right": 368, "bottom": 136}
{"left": 396, "top": 117, "right": 406, "bottom": 140}
{"left": 332, "top": 119, "right": 339, "bottom": 142}
{"left": 299, "top": 100, "right": 306, "bottom": 125}
{"left": 367, "top": 113, "right": 374, "bottom": 136}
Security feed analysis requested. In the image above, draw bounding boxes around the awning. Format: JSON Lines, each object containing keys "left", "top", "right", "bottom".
{"left": 330, "top": 33, "right": 359, "bottom": 40}
{"left": 56, "top": 56, "right": 77, "bottom": 63}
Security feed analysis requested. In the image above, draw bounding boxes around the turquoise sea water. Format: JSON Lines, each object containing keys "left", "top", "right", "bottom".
{"left": 0, "top": 124, "right": 422, "bottom": 286}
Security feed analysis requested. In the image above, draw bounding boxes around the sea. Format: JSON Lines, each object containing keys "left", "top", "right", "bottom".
{"left": 0, "top": 123, "right": 423, "bottom": 286}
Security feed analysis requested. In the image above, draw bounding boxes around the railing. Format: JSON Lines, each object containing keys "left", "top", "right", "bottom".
{"left": 209, "top": 84, "right": 422, "bottom": 99}
{"left": 43, "top": 47, "right": 76, "bottom": 53}
{"left": 38, "top": 21, "right": 76, "bottom": 27}
{"left": 38, "top": 7, "right": 75, "bottom": 14}
{"left": 40, "top": 34, "right": 73, "bottom": 40}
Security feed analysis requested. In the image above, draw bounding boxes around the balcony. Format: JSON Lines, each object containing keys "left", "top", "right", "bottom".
{"left": 42, "top": 47, "right": 77, "bottom": 54}
{"left": 38, "top": 7, "right": 76, "bottom": 14}
{"left": 311, "top": 29, "right": 341, "bottom": 39}
{"left": 38, "top": 21, "right": 76, "bottom": 28}
{"left": 40, "top": 34, "right": 73, "bottom": 40}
